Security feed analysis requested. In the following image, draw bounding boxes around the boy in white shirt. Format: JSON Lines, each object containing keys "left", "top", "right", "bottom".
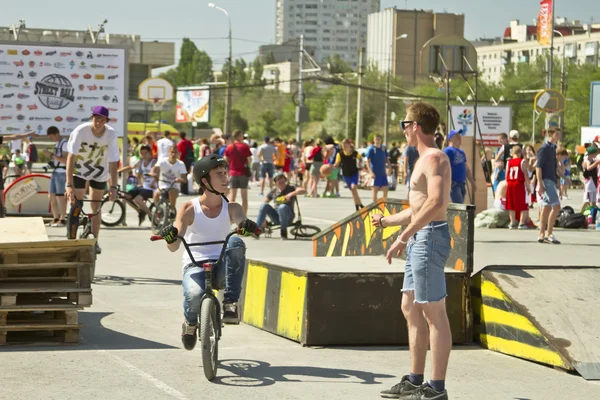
{"left": 156, "top": 131, "right": 174, "bottom": 161}
{"left": 152, "top": 145, "right": 188, "bottom": 212}
{"left": 66, "top": 106, "right": 120, "bottom": 254}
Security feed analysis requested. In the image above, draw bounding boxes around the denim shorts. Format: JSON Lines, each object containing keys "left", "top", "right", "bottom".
{"left": 403, "top": 222, "right": 451, "bottom": 303}
{"left": 260, "top": 163, "right": 274, "bottom": 179}
{"left": 540, "top": 179, "right": 560, "bottom": 207}
{"left": 49, "top": 170, "right": 66, "bottom": 195}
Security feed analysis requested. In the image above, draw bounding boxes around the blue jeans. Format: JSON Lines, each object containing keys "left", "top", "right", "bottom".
{"left": 256, "top": 203, "right": 294, "bottom": 234}
{"left": 403, "top": 222, "right": 451, "bottom": 303}
{"left": 182, "top": 236, "right": 246, "bottom": 324}
{"left": 450, "top": 181, "right": 466, "bottom": 204}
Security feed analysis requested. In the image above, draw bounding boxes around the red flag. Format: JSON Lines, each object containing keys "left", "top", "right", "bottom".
{"left": 537, "top": 0, "right": 553, "bottom": 46}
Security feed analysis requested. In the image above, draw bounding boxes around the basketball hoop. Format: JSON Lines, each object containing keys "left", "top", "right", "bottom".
{"left": 152, "top": 98, "right": 166, "bottom": 112}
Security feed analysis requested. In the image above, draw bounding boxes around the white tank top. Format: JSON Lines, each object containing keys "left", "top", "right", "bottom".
{"left": 137, "top": 158, "right": 156, "bottom": 189}
{"left": 182, "top": 197, "right": 231, "bottom": 268}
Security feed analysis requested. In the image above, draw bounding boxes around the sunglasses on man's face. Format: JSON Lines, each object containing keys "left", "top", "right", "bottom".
{"left": 401, "top": 120, "right": 416, "bottom": 131}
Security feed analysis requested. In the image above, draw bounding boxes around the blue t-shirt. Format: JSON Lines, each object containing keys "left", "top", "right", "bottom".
{"left": 366, "top": 145, "right": 388, "bottom": 176}
{"left": 218, "top": 146, "right": 226, "bottom": 157}
{"left": 443, "top": 146, "right": 467, "bottom": 183}
{"left": 403, "top": 146, "right": 419, "bottom": 174}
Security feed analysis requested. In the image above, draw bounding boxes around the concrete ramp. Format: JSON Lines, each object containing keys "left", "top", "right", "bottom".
{"left": 472, "top": 266, "right": 600, "bottom": 380}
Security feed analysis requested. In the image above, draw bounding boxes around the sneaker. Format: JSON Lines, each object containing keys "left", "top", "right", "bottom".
{"left": 181, "top": 321, "right": 197, "bottom": 350}
{"left": 46, "top": 218, "right": 59, "bottom": 227}
{"left": 517, "top": 224, "right": 530, "bottom": 230}
{"left": 51, "top": 220, "right": 66, "bottom": 227}
{"left": 222, "top": 302, "right": 240, "bottom": 325}
{"left": 397, "top": 384, "right": 448, "bottom": 400}
{"left": 380, "top": 375, "right": 421, "bottom": 398}
{"left": 544, "top": 234, "right": 561, "bottom": 244}
{"left": 508, "top": 223, "right": 518, "bottom": 230}
{"left": 94, "top": 242, "right": 102, "bottom": 255}
{"left": 138, "top": 211, "right": 146, "bottom": 226}
{"left": 281, "top": 229, "right": 288, "bottom": 240}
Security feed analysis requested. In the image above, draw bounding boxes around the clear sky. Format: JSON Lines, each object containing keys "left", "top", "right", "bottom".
{"left": 2, "top": 0, "right": 598, "bottom": 73}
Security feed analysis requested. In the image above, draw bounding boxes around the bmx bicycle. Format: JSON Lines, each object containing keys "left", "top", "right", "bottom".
{"left": 262, "top": 198, "right": 321, "bottom": 239}
{"left": 66, "top": 197, "right": 104, "bottom": 239}
{"left": 151, "top": 180, "right": 180, "bottom": 234}
{"left": 150, "top": 227, "right": 259, "bottom": 381}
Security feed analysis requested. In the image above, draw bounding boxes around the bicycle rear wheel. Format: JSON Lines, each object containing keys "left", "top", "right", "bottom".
{"left": 290, "top": 224, "right": 321, "bottom": 239}
{"left": 101, "top": 199, "right": 125, "bottom": 227}
{"left": 151, "top": 202, "right": 169, "bottom": 234}
{"left": 200, "top": 297, "right": 219, "bottom": 381}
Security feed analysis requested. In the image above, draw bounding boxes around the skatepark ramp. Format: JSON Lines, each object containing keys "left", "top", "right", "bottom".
{"left": 472, "top": 266, "right": 600, "bottom": 380}
{"left": 312, "top": 199, "right": 475, "bottom": 274}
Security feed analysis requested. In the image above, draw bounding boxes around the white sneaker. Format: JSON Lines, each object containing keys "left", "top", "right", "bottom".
{"left": 94, "top": 242, "right": 102, "bottom": 254}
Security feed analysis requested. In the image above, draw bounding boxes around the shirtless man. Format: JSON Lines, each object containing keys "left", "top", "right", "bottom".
{"left": 372, "top": 101, "right": 452, "bottom": 400}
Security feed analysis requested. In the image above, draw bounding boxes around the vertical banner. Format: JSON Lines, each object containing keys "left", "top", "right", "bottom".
{"left": 537, "top": 0, "right": 553, "bottom": 46}
{"left": 175, "top": 87, "right": 210, "bottom": 123}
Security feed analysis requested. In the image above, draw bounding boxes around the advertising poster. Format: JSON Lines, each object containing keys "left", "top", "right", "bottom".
{"left": 0, "top": 43, "right": 126, "bottom": 136}
{"left": 450, "top": 106, "right": 512, "bottom": 147}
{"left": 175, "top": 87, "right": 210, "bottom": 123}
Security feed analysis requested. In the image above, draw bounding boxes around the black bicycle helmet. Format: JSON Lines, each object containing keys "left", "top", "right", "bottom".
{"left": 272, "top": 171, "right": 287, "bottom": 183}
{"left": 193, "top": 154, "right": 228, "bottom": 199}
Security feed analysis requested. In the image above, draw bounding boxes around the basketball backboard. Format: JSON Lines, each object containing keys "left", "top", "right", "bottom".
{"left": 421, "top": 35, "right": 478, "bottom": 76}
{"left": 138, "top": 77, "right": 174, "bottom": 103}
{"left": 534, "top": 89, "right": 566, "bottom": 113}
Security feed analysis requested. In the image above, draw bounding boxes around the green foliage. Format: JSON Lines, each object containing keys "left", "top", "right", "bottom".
{"left": 327, "top": 54, "right": 352, "bottom": 74}
{"left": 159, "top": 38, "right": 213, "bottom": 87}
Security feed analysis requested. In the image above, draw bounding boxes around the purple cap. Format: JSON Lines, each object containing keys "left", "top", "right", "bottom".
{"left": 92, "top": 105, "right": 109, "bottom": 119}
{"left": 448, "top": 129, "right": 463, "bottom": 140}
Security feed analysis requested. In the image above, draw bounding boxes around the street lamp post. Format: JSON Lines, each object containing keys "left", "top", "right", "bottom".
{"left": 208, "top": 2, "right": 232, "bottom": 135}
{"left": 553, "top": 29, "right": 566, "bottom": 132}
{"left": 384, "top": 33, "right": 408, "bottom": 147}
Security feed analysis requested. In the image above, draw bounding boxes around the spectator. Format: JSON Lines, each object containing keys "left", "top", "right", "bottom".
{"left": 12, "top": 149, "right": 25, "bottom": 177}
{"left": 250, "top": 142, "right": 260, "bottom": 182}
{"left": 492, "top": 160, "right": 505, "bottom": 192}
{"left": 307, "top": 139, "right": 325, "bottom": 197}
{"left": 403, "top": 143, "right": 419, "bottom": 191}
{"left": 388, "top": 141, "right": 401, "bottom": 190}
{"left": 219, "top": 134, "right": 232, "bottom": 157}
{"left": 177, "top": 131, "right": 195, "bottom": 172}
{"left": 506, "top": 146, "right": 531, "bottom": 229}
{"left": 443, "top": 129, "right": 475, "bottom": 204}
{"left": 224, "top": 130, "right": 252, "bottom": 215}
{"left": 274, "top": 137, "right": 286, "bottom": 171}
{"left": 536, "top": 128, "right": 561, "bottom": 244}
{"left": 255, "top": 172, "right": 306, "bottom": 240}
{"left": 582, "top": 146, "right": 600, "bottom": 222}
{"left": 258, "top": 136, "right": 276, "bottom": 196}
{"left": 44, "top": 126, "right": 68, "bottom": 227}
{"left": 365, "top": 134, "right": 389, "bottom": 202}
{"left": 156, "top": 131, "right": 173, "bottom": 161}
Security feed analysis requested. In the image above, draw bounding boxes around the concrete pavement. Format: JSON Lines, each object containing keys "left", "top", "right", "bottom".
{"left": 2, "top": 183, "right": 600, "bottom": 399}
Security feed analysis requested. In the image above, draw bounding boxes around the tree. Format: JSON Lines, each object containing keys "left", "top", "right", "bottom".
{"left": 264, "top": 51, "right": 276, "bottom": 65}
{"left": 252, "top": 56, "right": 264, "bottom": 85}
{"left": 159, "top": 38, "right": 213, "bottom": 87}
{"left": 327, "top": 54, "right": 353, "bottom": 74}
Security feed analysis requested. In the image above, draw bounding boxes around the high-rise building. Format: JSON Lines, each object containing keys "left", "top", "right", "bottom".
{"left": 275, "top": 0, "right": 381, "bottom": 69}
{"left": 367, "top": 8, "right": 464, "bottom": 86}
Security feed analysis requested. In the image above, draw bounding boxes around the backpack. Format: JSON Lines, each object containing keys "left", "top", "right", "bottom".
{"left": 29, "top": 143, "right": 38, "bottom": 162}
{"left": 555, "top": 206, "right": 575, "bottom": 227}
{"left": 559, "top": 213, "right": 586, "bottom": 229}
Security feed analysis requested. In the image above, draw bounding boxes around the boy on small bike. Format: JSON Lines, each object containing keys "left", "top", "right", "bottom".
{"left": 119, "top": 144, "right": 157, "bottom": 226}
{"left": 152, "top": 146, "right": 187, "bottom": 215}
{"left": 159, "top": 154, "right": 258, "bottom": 350}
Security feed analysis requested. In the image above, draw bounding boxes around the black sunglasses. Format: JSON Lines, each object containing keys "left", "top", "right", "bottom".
{"left": 400, "top": 120, "right": 417, "bottom": 130}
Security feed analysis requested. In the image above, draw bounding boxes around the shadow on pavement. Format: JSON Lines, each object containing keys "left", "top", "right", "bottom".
{"left": 213, "top": 359, "right": 394, "bottom": 387}
{"left": 93, "top": 275, "right": 181, "bottom": 286}
{"left": 0, "top": 312, "right": 178, "bottom": 352}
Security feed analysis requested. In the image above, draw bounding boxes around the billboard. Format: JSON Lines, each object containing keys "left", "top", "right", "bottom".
{"left": 0, "top": 42, "right": 126, "bottom": 137}
{"left": 591, "top": 81, "right": 600, "bottom": 127}
{"left": 450, "top": 106, "right": 512, "bottom": 147}
{"left": 175, "top": 86, "right": 210, "bottom": 123}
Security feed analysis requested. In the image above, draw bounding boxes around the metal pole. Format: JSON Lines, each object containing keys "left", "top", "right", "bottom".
{"left": 296, "top": 35, "right": 304, "bottom": 144}
{"left": 225, "top": 14, "right": 232, "bottom": 135}
{"left": 532, "top": 109, "right": 536, "bottom": 144}
{"left": 472, "top": 72, "right": 479, "bottom": 205}
{"left": 413, "top": 9, "right": 418, "bottom": 87}
{"left": 384, "top": 42, "right": 392, "bottom": 147}
{"left": 355, "top": 47, "right": 365, "bottom": 146}
{"left": 560, "top": 35, "right": 566, "bottom": 132}
{"left": 345, "top": 85, "right": 350, "bottom": 138}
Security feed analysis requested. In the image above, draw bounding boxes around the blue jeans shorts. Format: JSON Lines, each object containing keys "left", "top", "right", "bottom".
{"left": 260, "top": 163, "right": 274, "bottom": 179}
{"left": 49, "top": 170, "right": 67, "bottom": 195}
{"left": 403, "top": 222, "right": 451, "bottom": 303}
{"left": 540, "top": 179, "right": 560, "bottom": 207}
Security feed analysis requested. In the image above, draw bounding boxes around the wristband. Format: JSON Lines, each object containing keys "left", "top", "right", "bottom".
{"left": 396, "top": 237, "right": 407, "bottom": 244}
{"left": 66, "top": 184, "right": 73, "bottom": 188}
{"left": 380, "top": 217, "right": 385, "bottom": 228}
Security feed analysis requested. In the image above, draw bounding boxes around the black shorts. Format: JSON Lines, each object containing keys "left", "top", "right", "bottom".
{"left": 73, "top": 176, "right": 107, "bottom": 191}
{"left": 127, "top": 187, "right": 153, "bottom": 201}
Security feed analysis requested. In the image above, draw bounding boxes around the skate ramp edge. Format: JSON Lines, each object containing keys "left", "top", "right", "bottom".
{"left": 472, "top": 265, "right": 600, "bottom": 380}
{"left": 312, "top": 199, "right": 475, "bottom": 273}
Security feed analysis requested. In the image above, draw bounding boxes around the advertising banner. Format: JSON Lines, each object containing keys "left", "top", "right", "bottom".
{"left": 0, "top": 43, "right": 126, "bottom": 136}
{"left": 537, "top": 0, "right": 553, "bottom": 46}
{"left": 450, "top": 106, "right": 512, "bottom": 147}
{"left": 175, "top": 87, "right": 210, "bottom": 123}
{"left": 591, "top": 81, "right": 600, "bottom": 127}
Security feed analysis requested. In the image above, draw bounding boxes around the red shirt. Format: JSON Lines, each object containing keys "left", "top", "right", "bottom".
{"left": 177, "top": 138, "right": 194, "bottom": 162}
{"left": 507, "top": 157, "right": 525, "bottom": 183}
{"left": 224, "top": 142, "right": 252, "bottom": 176}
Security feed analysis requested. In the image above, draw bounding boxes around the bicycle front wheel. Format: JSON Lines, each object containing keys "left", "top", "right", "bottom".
{"left": 101, "top": 199, "right": 125, "bottom": 227}
{"left": 290, "top": 224, "right": 321, "bottom": 239}
{"left": 200, "top": 297, "right": 219, "bottom": 381}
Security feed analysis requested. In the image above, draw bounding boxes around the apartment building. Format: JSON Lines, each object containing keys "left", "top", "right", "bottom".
{"left": 275, "top": 0, "right": 380, "bottom": 69}
{"left": 475, "top": 19, "right": 600, "bottom": 84}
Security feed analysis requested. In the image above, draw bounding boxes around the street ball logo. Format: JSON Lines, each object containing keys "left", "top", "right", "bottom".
{"left": 34, "top": 74, "right": 75, "bottom": 110}
{"left": 457, "top": 108, "right": 473, "bottom": 135}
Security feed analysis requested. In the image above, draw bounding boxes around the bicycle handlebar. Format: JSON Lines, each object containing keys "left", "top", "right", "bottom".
{"left": 150, "top": 228, "right": 261, "bottom": 267}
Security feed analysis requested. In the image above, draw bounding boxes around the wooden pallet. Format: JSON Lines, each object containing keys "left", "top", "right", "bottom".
{"left": 0, "top": 262, "right": 93, "bottom": 288}
{"left": 0, "top": 283, "right": 93, "bottom": 307}
{"left": 0, "top": 308, "right": 82, "bottom": 345}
